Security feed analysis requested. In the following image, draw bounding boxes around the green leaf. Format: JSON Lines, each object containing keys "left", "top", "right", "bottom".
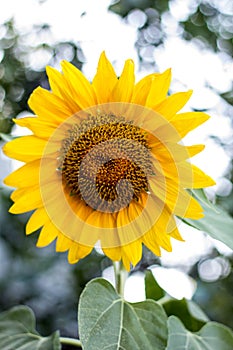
{"left": 0, "top": 306, "right": 61, "bottom": 350}
{"left": 221, "top": 90, "right": 233, "bottom": 105}
{"left": 145, "top": 270, "right": 165, "bottom": 301}
{"left": 109, "top": 0, "right": 155, "bottom": 17}
{"left": 109, "top": 0, "right": 169, "bottom": 17}
{"left": 190, "top": 189, "right": 218, "bottom": 212}
{"left": 163, "top": 298, "right": 209, "bottom": 332}
{"left": 183, "top": 201, "right": 233, "bottom": 250}
{"left": 187, "top": 300, "right": 209, "bottom": 323}
{"left": 166, "top": 316, "right": 233, "bottom": 350}
{"left": 78, "top": 278, "right": 168, "bottom": 350}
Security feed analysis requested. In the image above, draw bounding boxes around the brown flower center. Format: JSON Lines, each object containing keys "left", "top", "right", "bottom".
{"left": 59, "top": 113, "right": 154, "bottom": 212}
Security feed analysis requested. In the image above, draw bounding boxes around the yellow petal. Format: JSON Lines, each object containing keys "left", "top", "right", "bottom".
{"left": 14, "top": 117, "right": 55, "bottom": 139}
{"left": 36, "top": 221, "right": 59, "bottom": 247}
{"left": 170, "top": 112, "right": 210, "bottom": 138}
{"left": 3, "top": 136, "right": 46, "bottom": 162}
{"left": 126, "top": 199, "right": 153, "bottom": 242}
{"left": 146, "top": 68, "right": 171, "bottom": 107}
{"left": 9, "top": 187, "right": 42, "bottom": 214}
{"left": 4, "top": 160, "right": 40, "bottom": 188}
{"left": 121, "top": 240, "right": 142, "bottom": 267}
{"left": 151, "top": 142, "right": 193, "bottom": 163}
{"left": 149, "top": 178, "right": 204, "bottom": 219}
{"left": 154, "top": 90, "right": 193, "bottom": 120}
{"left": 26, "top": 207, "right": 50, "bottom": 235}
{"left": 102, "top": 246, "right": 122, "bottom": 261}
{"left": 28, "top": 86, "right": 76, "bottom": 121}
{"left": 46, "top": 65, "right": 67, "bottom": 98}
{"left": 143, "top": 198, "right": 173, "bottom": 250}
{"left": 178, "top": 162, "right": 216, "bottom": 188}
{"left": 152, "top": 143, "right": 205, "bottom": 162}
{"left": 61, "top": 60, "right": 97, "bottom": 108}
{"left": 122, "top": 254, "right": 131, "bottom": 271}
{"left": 92, "top": 51, "right": 118, "bottom": 103}
{"left": 111, "top": 59, "right": 135, "bottom": 102}
{"left": 56, "top": 234, "right": 72, "bottom": 252}
{"left": 132, "top": 74, "right": 154, "bottom": 105}
{"left": 169, "top": 226, "right": 184, "bottom": 241}
{"left": 146, "top": 225, "right": 172, "bottom": 252}
{"left": 186, "top": 144, "right": 205, "bottom": 158}
{"left": 117, "top": 206, "right": 143, "bottom": 249}
{"left": 83, "top": 210, "right": 118, "bottom": 248}
{"left": 142, "top": 232, "right": 161, "bottom": 257}
{"left": 68, "top": 243, "right": 93, "bottom": 264}
{"left": 152, "top": 112, "right": 210, "bottom": 144}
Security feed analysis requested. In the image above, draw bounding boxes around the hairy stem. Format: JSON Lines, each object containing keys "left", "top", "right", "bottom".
{"left": 60, "top": 337, "right": 82, "bottom": 348}
{"left": 113, "top": 261, "right": 128, "bottom": 297}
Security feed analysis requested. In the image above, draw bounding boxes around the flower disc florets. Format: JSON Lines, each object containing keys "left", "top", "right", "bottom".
{"left": 59, "top": 113, "right": 154, "bottom": 212}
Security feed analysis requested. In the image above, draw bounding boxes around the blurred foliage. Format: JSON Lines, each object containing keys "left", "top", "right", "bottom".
{"left": 182, "top": 2, "right": 233, "bottom": 56}
{"left": 0, "top": 188, "right": 110, "bottom": 340}
{"left": 0, "top": 306, "right": 60, "bottom": 350}
{"left": 0, "top": 19, "right": 84, "bottom": 139}
{"left": 109, "top": 0, "right": 169, "bottom": 17}
{"left": 110, "top": 0, "right": 233, "bottom": 98}
{"left": 0, "top": 0, "right": 233, "bottom": 346}
{"left": 194, "top": 272, "right": 233, "bottom": 328}
{"left": 110, "top": 0, "right": 169, "bottom": 68}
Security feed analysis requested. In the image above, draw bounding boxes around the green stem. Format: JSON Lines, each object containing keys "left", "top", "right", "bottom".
{"left": 113, "top": 261, "right": 128, "bottom": 297}
{"left": 157, "top": 295, "right": 171, "bottom": 305}
{"left": 60, "top": 337, "right": 82, "bottom": 348}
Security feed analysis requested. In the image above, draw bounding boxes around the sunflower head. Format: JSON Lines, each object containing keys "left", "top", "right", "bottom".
{"left": 3, "top": 52, "right": 215, "bottom": 270}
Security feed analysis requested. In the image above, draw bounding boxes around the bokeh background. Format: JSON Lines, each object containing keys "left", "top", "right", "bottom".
{"left": 0, "top": 0, "right": 232, "bottom": 345}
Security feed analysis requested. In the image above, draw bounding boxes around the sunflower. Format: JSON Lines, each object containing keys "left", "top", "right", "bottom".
{"left": 3, "top": 52, "right": 215, "bottom": 270}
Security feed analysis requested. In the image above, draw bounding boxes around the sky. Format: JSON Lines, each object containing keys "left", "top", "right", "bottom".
{"left": 1, "top": 0, "right": 232, "bottom": 300}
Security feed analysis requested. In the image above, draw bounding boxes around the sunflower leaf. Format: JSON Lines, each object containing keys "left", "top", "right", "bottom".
{"left": 166, "top": 316, "right": 233, "bottom": 350}
{"left": 190, "top": 188, "right": 219, "bottom": 212}
{"left": 145, "top": 269, "right": 165, "bottom": 301}
{"left": 163, "top": 298, "right": 209, "bottom": 332}
{"left": 182, "top": 201, "right": 233, "bottom": 250}
{"left": 78, "top": 278, "right": 168, "bottom": 350}
{"left": 0, "top": 306, "right": 61, "bottom": 350}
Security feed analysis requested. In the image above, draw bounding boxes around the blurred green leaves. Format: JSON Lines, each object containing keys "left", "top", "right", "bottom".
{"left": 0, "top": 306, "right": 61, "bottom": 350}
{"left": 109, "top": 0, "right": 169, "bottom": 17}
{"left": 109, "top": 0, "right": 233, "bottom": 106}
{"left": 145, "top": 270, "right": 209, "bottom": 332}
{"left": 163, "top": 299, "right": 209, "bottom": 332}
{"left": 0, "top": 19, "right": 84, "bottom": 140}
{"left": 109, "top": 0, "right": 233, "bottom": 57}
{"left": 182, "top": 2, "right": 233, "bottom": 56}
{"left": 167, "top": 316, "right": 233, "bottom": 350}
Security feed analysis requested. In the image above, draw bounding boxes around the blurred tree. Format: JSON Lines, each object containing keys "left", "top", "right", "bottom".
{"left": 109, "top": 0, "right": 233, "bottom": 101}
{"left": 0, "top": 19, "right": 84, "bottom": 139}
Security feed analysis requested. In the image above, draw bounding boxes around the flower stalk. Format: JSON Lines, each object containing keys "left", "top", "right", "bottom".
{"left": 60, "top": 337, "right": 82, "bottom": 348}
{"left": 113, "top": 261, "right": 128, "bottom": 297}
